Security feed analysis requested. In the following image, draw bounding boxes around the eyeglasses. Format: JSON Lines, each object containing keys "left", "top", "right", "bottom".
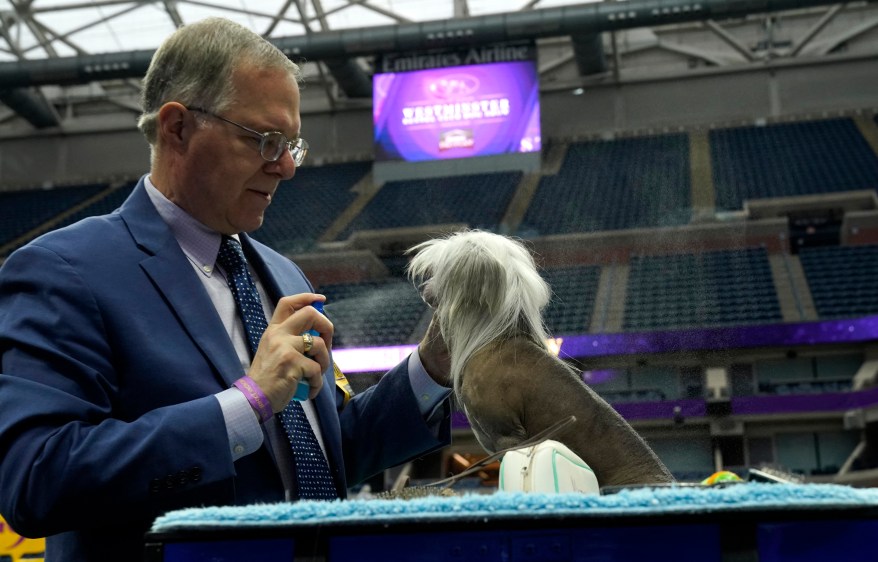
{"left": 189, "top": 107, "right": 309, "bottom": 166}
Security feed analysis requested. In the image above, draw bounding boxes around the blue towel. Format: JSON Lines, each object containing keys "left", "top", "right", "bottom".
{"left": 151, "top": 483, "right": 878, "bottom": 533}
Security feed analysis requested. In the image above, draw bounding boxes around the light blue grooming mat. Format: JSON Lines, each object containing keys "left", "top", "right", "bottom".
{"left": 151, "top": 483, "right": 878, "bottom": 533}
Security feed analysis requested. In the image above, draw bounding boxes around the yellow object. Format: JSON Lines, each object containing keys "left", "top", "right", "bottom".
{"left": 701, "top": 470, "right": 744, "bottom": 485}
{"left": 0, "top": 515, "right": 45, "bottom": 561}
{"left": 334, "top": 362, "right": 353, "bottom": 407}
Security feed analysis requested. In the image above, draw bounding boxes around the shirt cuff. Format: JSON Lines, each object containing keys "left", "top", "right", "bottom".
{"left": 408, "top": 349, "right": 452, "bottom": 419}
{"left": 216, "top": 387, "right": 264, "bottom": 461}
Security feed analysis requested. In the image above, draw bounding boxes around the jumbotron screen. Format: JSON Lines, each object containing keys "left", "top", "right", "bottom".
{"left": 372, "top": 60, "right": 541, "bottom": 163}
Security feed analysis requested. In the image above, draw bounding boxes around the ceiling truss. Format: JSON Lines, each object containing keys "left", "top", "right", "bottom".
{"left": 0, "top": 0, "right": 873, "bottom": 130}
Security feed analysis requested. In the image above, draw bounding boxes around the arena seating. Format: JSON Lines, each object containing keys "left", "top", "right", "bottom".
{"left": 49, "top": 182, "right": 136, "bottom": 230}
{"left": 312, "top": 261, "right": 600, "bottom": 349}
{"left": 518, "top": 133, "right": 691, "bottom": 236}
{"left": 316, "top": 278, "right": 427, "bottom": 348}
{"left": 0, "top": 119, "right": 875, "bottom": 344}
{"left": 799, "top": 244, "right": 878, "bottom": 318}
{"left": 0, "top": 182, "right": 106, "bottom": 251}
{"left": 711, "top": 118, "right": 878, "bottom": 211}
{"left": 623, "top": 247, "right": 782, "bottom": 331}
{"left": 251, "top": 161, "right": 370, "bottom": 253}
{"left": 542, "top": 264, "right": 601, "bottom": 335}
{"left": 336, "top": 171, "right": 521, "bottom": 240}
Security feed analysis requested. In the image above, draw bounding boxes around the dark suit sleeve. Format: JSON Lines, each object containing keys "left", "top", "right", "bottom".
{"left": 0, "top": 244, "right": 236, "bottom": 538}
{"left": 337, "top": 359, "right": 452, "bottom": 486}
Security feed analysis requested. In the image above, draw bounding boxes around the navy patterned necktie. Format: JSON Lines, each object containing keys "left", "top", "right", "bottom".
{"left": 217, "top": 236, "right": 338, "bottom": 500}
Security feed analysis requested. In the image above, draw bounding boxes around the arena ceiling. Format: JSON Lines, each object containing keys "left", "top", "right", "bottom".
{"left": 0, "top": 0, "right": 598, "bottom": 61}
{"left": 0, "top": 0, "right": 594, "bottom": 128}
{"left": 0, "top": 0, "right": 871, "bottom": 131}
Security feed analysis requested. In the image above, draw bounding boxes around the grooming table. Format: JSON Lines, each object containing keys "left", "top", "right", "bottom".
{"left": 145, "top": 483, "right": 878, "bottom": 561}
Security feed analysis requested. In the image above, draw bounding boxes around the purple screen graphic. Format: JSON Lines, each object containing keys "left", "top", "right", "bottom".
{"left": 373, "top": 61, "right": 541, "bottom": 162}
{"left": 333, "top": 316, "right": 878, "bottom": 374}
{"left": 335, "top": 317, "right": 878, "bottom": 422}
{"left": 559, "top": 315, "right": 878, "bottom": 359}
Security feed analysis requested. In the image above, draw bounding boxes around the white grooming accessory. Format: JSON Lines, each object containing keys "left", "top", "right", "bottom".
{"left": 499, "top": 439, "right": 599, "bottom": 495}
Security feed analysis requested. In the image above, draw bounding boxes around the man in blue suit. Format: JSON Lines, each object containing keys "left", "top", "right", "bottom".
{"left": 0, "top": 18, "right": 452, "bottom": 561}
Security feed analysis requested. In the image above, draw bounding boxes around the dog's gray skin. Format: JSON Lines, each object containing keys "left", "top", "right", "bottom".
{"left": 408, "top": 230, "right": 674, "bottom": 487}
{"left": 461, "top": 339, "right": 674, "bottom": 487}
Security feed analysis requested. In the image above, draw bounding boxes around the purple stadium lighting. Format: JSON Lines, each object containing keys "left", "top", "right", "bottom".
{"left": 333, "top": 316, "right": 878, "bottom": 423}
{"left": 334, "top": 316, "right": 878, "bottom": 373}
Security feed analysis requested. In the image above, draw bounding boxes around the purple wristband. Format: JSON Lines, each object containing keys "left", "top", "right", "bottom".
{"left": 233, "top": 376, "right": 273, "bottom": 424}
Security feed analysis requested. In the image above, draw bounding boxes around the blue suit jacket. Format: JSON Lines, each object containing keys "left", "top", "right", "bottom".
{"left": 0, "top": 178, "right": 450, "bottom": 561}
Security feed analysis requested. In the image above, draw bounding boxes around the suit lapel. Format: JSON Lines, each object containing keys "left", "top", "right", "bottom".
{"left": 120, "top": 179, "right": 243, "bottom": 388}
{"left": 140, "top": 250, "right": 243, "bottom": 387}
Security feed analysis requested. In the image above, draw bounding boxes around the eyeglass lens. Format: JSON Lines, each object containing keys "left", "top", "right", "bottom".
{"left": 260, "top": 134, "right": 307, "bottom": 165}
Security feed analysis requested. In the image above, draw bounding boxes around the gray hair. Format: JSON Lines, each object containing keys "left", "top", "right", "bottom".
{"left": 137, "top": 17, "right": 300, "bottom": 145}
{"left": 406, "top": 230, "right": 552, "bottom": 395}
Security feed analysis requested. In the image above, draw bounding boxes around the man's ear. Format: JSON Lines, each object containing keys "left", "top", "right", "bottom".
{"left": 156, "top": 102, "right": 194, "bottom": 153}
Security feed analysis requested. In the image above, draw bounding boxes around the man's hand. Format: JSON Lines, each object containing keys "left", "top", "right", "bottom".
{"left": 248, "top": 293, "right": 334, "bottom": 411}
{"left": 418, "top": 316, "right": 452, "bottom": 388}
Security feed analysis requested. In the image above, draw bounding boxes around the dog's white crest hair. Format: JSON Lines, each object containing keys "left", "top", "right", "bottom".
{"left": 406, "top": 230, "right": 551, "bottom": 393}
